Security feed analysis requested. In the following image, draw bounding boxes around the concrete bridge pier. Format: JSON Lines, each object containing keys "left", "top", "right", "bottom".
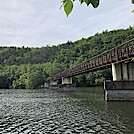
{"left": 62, "top": 77, "right": 72, "bottom": 85}
{"left": 104, "top": 62, "right": 134, "bottom": 101}
{"left": 58, "top": 77, "right": 75, "bottom": 91}
{"left": 50, "top": 80, "right": 58, "bottom": 90}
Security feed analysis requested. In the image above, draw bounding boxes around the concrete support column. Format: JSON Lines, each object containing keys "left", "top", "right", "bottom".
{"left": 112, "top": 62, "right": 134, "bottom": 81}
{"left": 62, "top": 77, "right": 72, "bottom": 85}
{"left": 122, "top": 63, "right": 128, "bottom": 80}
{"left": 128, "top": 63, "right": 134, "bottom": 80}
{"left": 112, "top": 63, "right": 122, "bottom": 81}
{"left": 50, "top": 80, "right": 58, "bottom": 86}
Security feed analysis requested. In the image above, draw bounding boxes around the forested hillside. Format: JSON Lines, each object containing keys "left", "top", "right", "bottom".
{"left": 0, "top": 27, "right": 134, "bottom": 89}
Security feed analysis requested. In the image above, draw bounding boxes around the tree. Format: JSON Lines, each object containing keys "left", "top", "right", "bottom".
{"left": 62, "top": 0, "right": 134, "bottom": 16}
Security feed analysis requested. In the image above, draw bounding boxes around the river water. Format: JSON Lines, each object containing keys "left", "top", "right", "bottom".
{"left": 0, "top": 87, "right": 134, "bottom": 134}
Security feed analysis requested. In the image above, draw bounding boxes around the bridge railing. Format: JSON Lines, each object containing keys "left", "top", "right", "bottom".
{"left": 50, "top": 38, "right": 134, "bottom": 81}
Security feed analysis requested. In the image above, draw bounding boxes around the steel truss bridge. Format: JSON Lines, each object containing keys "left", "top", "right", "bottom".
{"left": 50, "top": 38, "right": 134, "bottom": 81}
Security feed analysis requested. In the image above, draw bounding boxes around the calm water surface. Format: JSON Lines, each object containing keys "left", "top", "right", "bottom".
{"left": 0, "top": 87, "right": 134, "bottom": 134}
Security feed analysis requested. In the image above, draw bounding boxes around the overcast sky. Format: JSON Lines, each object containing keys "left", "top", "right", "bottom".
{"left": 0, "top": 0, "right": 133, "bottom": 47}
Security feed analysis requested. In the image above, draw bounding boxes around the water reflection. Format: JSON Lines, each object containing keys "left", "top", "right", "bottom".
{"left": 70, "top": 87, "right": 134, "bottom": 133}
{"left": 106, "top": 102, "right": 134, "bottom": 133}
{"left": 0, "top": 88, "right": 134, "bottom": 133}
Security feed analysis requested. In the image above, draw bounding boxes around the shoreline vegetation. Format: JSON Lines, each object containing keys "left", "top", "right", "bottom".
{"left": 0, "top": 27, "right": 134, "bottom": 89}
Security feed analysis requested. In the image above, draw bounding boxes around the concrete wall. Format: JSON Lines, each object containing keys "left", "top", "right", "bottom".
{"left": 104, "top": 80, "right": 134, "bottom": 101}
{"left": 105, "top": 90, "right": 134, "bottom": 101}
{"left": 104, "top": 80, "right": 134, "bottom": 90}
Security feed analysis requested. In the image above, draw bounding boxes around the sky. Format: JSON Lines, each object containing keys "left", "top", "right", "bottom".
{"left": 0, "top": 0, "right": 133, "bottom": 47}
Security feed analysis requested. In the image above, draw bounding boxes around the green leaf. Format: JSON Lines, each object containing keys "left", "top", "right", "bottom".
{"left": 84, "top": 0, "right": 90, "bottom": 5}
{"left": 90, "top": 0, "right": 100, "bottom": 8}
{"left": 132, "top": 9, "right": 134, "bottom": 13}
{"left": 132, "top": 0, "right": 134, "bottom": 4}
{"left": 64, "top": 0, "right": 73, "bottom": 17}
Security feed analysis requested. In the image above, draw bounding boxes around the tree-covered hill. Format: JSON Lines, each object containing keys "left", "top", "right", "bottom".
{"left": 0, "top": 27, "right": 133, "bottom": 89}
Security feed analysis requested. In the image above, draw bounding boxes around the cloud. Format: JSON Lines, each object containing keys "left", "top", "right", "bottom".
{"left": 0, "top": 0, "right": 133, "bottom": 47}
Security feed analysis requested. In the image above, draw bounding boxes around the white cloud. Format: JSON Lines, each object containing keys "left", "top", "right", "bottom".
{"left": 0, "top": 0, "right": 133, "bottom": 47}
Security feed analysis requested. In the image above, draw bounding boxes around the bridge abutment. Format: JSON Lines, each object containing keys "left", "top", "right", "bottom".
{"left": 105, "top": 62, "right": 134, "bottom": 101}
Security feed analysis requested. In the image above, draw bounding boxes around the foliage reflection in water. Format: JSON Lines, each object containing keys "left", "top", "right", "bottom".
{"left": 0, "top": 88, "right": 134, "bottom": 133}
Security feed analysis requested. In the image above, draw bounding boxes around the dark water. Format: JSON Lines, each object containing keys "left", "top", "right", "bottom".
{"left": 0, "top": 88, "right": 134, "bottom": 134}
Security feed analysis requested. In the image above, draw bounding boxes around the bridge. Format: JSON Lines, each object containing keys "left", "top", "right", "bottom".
{"left": 49, "top": 38, "right": 134, "bottom": 101}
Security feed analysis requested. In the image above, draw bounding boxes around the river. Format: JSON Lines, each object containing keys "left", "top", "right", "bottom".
{"left": 0, "top": 87, "right": 134, "bottom": 134}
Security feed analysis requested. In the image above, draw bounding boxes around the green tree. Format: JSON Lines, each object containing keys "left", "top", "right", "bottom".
{"left": 12, "top": 73, "right": 27, "bottom": 89}
{"left": 0, "top": 28, "right": 133, "bottom": 88}
{"left": 25, "top": 66, "right": 45, "bottom": 89}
